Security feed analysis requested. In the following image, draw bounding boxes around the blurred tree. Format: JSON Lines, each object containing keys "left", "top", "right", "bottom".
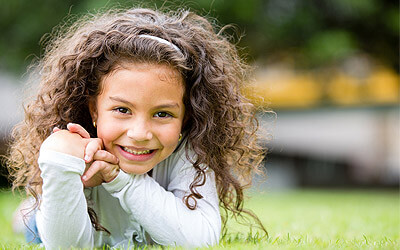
{"left": 0, "top": 0, "right": 138, "bottom": 73}
{"left": 0, "top": 0, "right": 398, "bottom": 74}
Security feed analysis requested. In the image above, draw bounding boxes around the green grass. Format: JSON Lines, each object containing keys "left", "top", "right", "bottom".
{"left": 0, "top": 189, "right": 398, "bottom": 249}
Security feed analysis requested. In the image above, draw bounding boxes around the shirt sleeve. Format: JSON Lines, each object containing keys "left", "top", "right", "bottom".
{"left": 102, "top": 154, "right": 221, "bottom": 247}
{"left": 36, "top": 149, "right": 96, "bottom": 249}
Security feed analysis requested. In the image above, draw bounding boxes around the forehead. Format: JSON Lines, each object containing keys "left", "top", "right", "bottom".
{"left": 101, "top": 62, "right": 183, "bottom": 88}
{"left": 98, "top": 62, "right": 185, "bottom": 102}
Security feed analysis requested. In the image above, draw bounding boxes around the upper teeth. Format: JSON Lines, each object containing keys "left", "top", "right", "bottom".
{"left": 123, "top": 147, "right": 151, "bottom": 155}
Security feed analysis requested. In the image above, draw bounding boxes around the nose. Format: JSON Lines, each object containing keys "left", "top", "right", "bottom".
{"left": 126, "top": 118, "right": 153, "bottom": 141}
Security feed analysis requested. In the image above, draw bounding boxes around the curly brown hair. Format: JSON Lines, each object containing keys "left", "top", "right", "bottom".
{"left": 7, "top": 8, "right": 267, "bottom": 237}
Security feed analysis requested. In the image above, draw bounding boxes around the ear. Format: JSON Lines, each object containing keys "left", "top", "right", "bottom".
{"left": 88, "top": 99, "right": 98, "bottom": 122}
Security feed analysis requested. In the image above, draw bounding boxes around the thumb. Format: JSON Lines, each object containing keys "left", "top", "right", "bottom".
{"left": 67, "top": 123, "right": 91, "bottom": 138}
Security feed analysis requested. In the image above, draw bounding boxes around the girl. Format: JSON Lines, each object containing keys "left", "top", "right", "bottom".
{"left": 8, "top": 7, "right": 266, "bottom": 249}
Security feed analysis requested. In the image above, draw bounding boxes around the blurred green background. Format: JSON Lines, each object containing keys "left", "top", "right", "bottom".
{"left": 0, "top": 0, "right": 399, "bottom": 187}
{"left": 0, "top": 0, "right": 399, "bottom": 248}
{"left": 0, "top": 0, "right": 398, "bottom": 73}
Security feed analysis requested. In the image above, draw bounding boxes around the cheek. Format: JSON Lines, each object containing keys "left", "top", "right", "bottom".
{"left": 157, "top": 125, "right": 181, "bottom": 147}
{"left": 97, "top": 121, "right": 123, "bottom": 147}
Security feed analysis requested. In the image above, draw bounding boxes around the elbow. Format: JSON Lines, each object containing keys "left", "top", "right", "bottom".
{"left": 203, "top": 220, "right": 221, "bottom": 247}
{"left": 181, "top": 217, "right": 221, "bottom": 248}
{"left": 36, "top": 212, "right": 95, "bottom": 249}
{"left": 153, "top": 223, "right": 220, "bottom": 248}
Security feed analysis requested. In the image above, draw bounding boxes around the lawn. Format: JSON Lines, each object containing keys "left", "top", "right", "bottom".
{"left": 0, "top": 188, "right": 398, "bottom": 249}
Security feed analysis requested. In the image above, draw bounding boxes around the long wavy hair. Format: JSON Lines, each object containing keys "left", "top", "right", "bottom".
{"left": 7, "top": 8, "right": 267, "bottom": 236}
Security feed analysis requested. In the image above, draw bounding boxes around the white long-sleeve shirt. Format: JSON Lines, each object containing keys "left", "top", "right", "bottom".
{"left": 36, "top": 142, "right": 221, "bottom": 249}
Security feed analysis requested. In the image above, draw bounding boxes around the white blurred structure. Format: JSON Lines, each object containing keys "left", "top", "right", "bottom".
{"left": 0, "top": 73, "right": 24, "bottom": 139}
{"left": 261, "top": 106, "right": 400, "bottom": 186}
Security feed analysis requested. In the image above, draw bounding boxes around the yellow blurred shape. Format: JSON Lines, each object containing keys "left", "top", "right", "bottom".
{"left": 243, "top": 66, "right": 400, "bottom": 108}
{"left": 327, "top": 73, "right": 361, "bottom": 105}
{"left": 244, "top": 73, "right": 322, "bottom": 108}
{"left": 365, "top": 68, "right": 400, "bottom": 103}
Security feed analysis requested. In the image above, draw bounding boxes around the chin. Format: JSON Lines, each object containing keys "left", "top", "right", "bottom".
{"left": 119, "top": 164, "right": 153, "bottom": 175}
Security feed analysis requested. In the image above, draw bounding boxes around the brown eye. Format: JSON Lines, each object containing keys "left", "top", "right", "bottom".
{"left": 154, "top": 112, "right": 172, "bottom": 118}
{"left": 114, "top": 107, "right": 130, "bottom": 114}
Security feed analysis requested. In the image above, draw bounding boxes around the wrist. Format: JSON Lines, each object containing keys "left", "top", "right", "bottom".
{"left": 38, "top": 149, "right": 86, "bottom": 175}
{"left": 102, "top": 169, "right": 131, "bottom": 193}
{"left": 105, "top": 169, "right": 120, "bottom": 183}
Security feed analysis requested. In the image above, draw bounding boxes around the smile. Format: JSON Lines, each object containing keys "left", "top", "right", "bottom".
{"left": 118, "top": 145, "right": 157, "bottom": 162}
{"left": 122, "top": 146, "right": 152, "bottom": 155}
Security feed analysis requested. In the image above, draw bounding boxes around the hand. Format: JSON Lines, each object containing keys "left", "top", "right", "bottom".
{"left": 81, "top": 150, "right": 120, "bottom": 187}
{"left": 60, "top": 123, "right": 120, "bottom": 187}
{"left": 58, "top": 123, "right": 104, "bottom": 163}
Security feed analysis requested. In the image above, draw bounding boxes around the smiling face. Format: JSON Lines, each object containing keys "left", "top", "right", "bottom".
{"left": 91, "top": 62, "right": 185, "bottom": 174}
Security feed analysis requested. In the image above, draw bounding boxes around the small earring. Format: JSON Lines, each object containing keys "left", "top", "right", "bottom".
{"left": 178, "top": 133, "right": 183, "bottom": 141}
{"left": 93, "top": 121, "right": 96, "bottom": 128}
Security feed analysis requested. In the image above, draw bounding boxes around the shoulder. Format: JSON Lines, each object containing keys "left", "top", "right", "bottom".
{"left": 153, "top": 139, "right": 198, "bottom": 182}
{"left": 162, "top": 140, "right": 196, "bottom": 172}
{"left": 163, "top": 140, "right": 218, "bottom": 201}
{"left": 164, "top": 140, "right": 215, "bottom": 181}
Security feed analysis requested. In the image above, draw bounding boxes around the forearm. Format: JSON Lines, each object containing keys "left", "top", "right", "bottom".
{"left": 37, "top": 149, "right": 95, "bottom": 249}
{"left": 103, "top": 171, "right": 221, "bottom": 247}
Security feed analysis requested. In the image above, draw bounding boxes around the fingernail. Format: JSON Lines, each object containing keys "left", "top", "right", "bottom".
{"left": 82, "top": 175, "right": 87, "bottom": 180}
{"left": 84, "top": 155, "right": 90, "bottom": 162}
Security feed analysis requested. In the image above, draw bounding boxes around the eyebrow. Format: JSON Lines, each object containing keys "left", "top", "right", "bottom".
{"left": 109, "top": 96, "right": 180, "bottom": 109}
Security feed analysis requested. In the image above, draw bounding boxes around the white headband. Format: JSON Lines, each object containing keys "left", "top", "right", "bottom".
{"left": 138, "top": 34, "right": 181, "bottom": 53}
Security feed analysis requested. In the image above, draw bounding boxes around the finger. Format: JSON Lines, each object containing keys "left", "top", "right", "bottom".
{"left": 93, "top": 150, "right": 119, "bottom": 165}
{"left": 52, "top": 127, "right": 61, "bottom": 133}
{"left": 101, "top": 163, "right": 120, "bottom": 183}
{"left": 82, "top": 172, "right": 103, "bottom": 188}
{"left": 82, "top": 161, "right": 103, "bottom": 182}
{"left": 84, "top": 138, "right": 103, "bottom": 163}
{"left": 105, "top": 167, "right": 119, "bottom": 183}
{"left": 82, "top": 161, "right": 119, "bottom": 183}
{"left": 67, "top": 123, "right": 90, "bottom": 139}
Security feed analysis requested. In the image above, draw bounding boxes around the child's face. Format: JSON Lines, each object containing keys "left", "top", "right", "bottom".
{"left": 92, "top": 63, "right": 185, "bottom": 175}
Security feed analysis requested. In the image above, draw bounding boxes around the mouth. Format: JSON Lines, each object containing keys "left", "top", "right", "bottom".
{"left": 118, "top": 145, "right": 157, "bottom": 162}
{"left": 121, "top": 146, "right": 154, "bottom": 155}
